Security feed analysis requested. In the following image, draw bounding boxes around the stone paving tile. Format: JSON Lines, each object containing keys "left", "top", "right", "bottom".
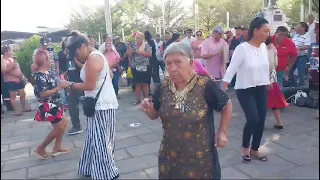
{"left": 119, "top": 171, "right": 150, "bottom": 179}
{"left": 1, "top": 145, "right": 9, "bottom": 153}
{"left": 115, "top": 148, "right": 131, "bottom": 161}
{"left": 308, "top": 130, "right": 319, "bottom": 138}
{"left": 1, "top": 134, "right": 32, "bottom": 145}
{"left": 53, "top": 148, "right": 82, "bottom": 162}
{"left": 73, "top": 138, "right": 85, "bottom": 148}
{"left": 221, "top": 166, "right": 251, "bottom": 179}
{"left": 37, "top": 175, "right": 57, "bottom": 179}
{"left": 258, "top": 142, "right": 291, "bottom": 155}
{"left": 276, "top": 146, "right": 319, "bottom": 166}
{"left": 144, "top": 166, "right": 158, "bottom": 179}
{"left": 234, "top": 155, "right": 297, "bottom": 179}
{"left": 1, "top": 168, "right": 27, "bottom": 179}
{"left": 3, "top": 155, "right": 55, "bottom": 172}
{"left": 117, "top": 154, "right": 158, "bottom": 174}
{"left": 115, "top": 137, "right": 145, "bottom": 150}
{"left": 28, "top": 159, "right": 78, "bottom": 179}
{"left": 116, "top": 127, "right": 153, "bottom": 140}
{"left": 55, "top": 171, "right": 85, "bottom": 179}
{"left": 218, "top": 149, "right": 243, "bottom": 168}
{"left": 1, "top": 148, "right": 30, "bottom": 161}
{"left": 138, "top": 133, "right": 163, "bottom": 143}
{"left": 274, "top": 133, "right": 319, "bottom": 149}
{"left": 270, "top": 161, "right": 319, "bottom": 179}
{"left": 125, "top": 141, "right": 161, "bottom": 157}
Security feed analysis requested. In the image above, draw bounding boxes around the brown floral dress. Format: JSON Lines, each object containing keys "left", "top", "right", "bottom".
{"left": 152, "top": 75, "right": 230, "bottom": 179}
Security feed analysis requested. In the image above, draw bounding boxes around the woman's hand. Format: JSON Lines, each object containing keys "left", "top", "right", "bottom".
{"left": 214, "top": 130, "right": 228, "bottom": 148}
{"left": 140, "top": 98, "right": 154, "bottom": 114}
{"left": 59, "top": 81, "right": 70, "bottom": 89}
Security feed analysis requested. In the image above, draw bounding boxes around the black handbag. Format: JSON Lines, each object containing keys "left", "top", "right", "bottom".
{"left": 80, "top": 70, "right": 108, "bottom": 117}
{"left": 306, "top": 96, "right": 319, "bottom": 109}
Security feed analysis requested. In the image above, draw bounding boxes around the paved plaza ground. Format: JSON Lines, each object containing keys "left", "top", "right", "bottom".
{"left": 1, "top": 84, "right": 319, "bottom": 179}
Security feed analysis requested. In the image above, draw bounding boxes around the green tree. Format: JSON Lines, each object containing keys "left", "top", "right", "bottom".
{"left": 218, "top": 0, "right": 263, "bottom": 28}
{"left": 15, "top": 36, "right": 41, "bottom": 82}
{"left": 144, "top": 0, "right": 186, "bottom": 33}
{"left": 198, "top": 0, "right": 225, "bottom": 32}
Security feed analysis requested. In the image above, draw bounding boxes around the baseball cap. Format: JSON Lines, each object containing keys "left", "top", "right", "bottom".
{"left": 213, "top": 26, "right": 225, "bottom": 34}
{"left": 40, "top": 38, "right": 48, "bottom": 46}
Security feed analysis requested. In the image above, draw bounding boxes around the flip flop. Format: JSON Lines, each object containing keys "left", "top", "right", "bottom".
{"left": 14, "top": 112, "right": 23, "bottom": 116}
{"left": 22, "top": 109, "right": 32, "bottom": 112}
{"left": 52, "top": 148, "right": 70, "bottom": 156}
{"left": 33, "top": 149, "right": 51, "bottom": 160}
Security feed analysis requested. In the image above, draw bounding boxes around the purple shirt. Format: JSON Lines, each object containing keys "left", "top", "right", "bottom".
{"left": 201, "top": 38, "right": 227, "bottom": 79}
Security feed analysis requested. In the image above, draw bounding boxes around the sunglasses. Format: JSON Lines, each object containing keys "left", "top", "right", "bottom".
{"left": 196, "top": 34, "right": 202, "bottom": 36}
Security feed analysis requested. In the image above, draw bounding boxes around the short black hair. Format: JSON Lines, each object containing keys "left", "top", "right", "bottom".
{"left": 186, "top": 28, "right": 193, "bottom": 32}
{"left": 248, "top": 17, "right": 269, "bottom": 41}
{"left": 235, "top": 26, "right": 242, "bottom": 30}
{"left": 299, "top": 22, "right": 309, "bottom": 32}
{"left": 1, "top": 45, "right": 11, "bottom": 55}
{"left": 66, "top": 30, "right": 89, "bottom": 57}
{"left": 241, "top": 27, "right": 248, "bottom": 31}
{"left": 144, "top": 31, "right": 153, "bottom": 41}
{"left": 276, "top": 26, "right": 289, "bottom": 33}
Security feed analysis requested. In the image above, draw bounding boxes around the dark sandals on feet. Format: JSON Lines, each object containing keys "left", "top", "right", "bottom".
{"left": 250, "top": 150, "right": 268, "bottom": 162}
{"left": 274, "top": 125, "right": 283, "bottom": 129}
{"left": 242, "top": 154, "right": 251, "bottom": 161}
{"left": 14, "top": 112, "right": 23, "bottom": 116}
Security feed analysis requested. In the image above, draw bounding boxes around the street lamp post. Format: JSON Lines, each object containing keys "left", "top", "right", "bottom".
{"left": 104, "top": 0, "right": 112, "bottom": 37}
{"left": 308, "top": 0, "right": 312, "bottom": 14}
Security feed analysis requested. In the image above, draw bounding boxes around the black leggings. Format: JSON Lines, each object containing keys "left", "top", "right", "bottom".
{"left": 236, "top": 86, "right": 267, "bottom": 151}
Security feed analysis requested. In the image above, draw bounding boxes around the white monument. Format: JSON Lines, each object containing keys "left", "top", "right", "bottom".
{"left": 262, "top": 0, "right": 288, "bottom": 34}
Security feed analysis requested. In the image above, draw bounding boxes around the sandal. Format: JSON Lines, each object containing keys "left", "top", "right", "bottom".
{"left": 52, "top": 148, "right": 70, "bottom": 156}
{"left": 14, "top": 112, "right": 23, "bottom": 116}
{"left": 250, "top": 150, "right": 268, "bottom": 162}
{"left": 242, "top": 154, "right": 251, "bottom": 161}
{"left": 33, "top": 149, "right": 51, "bottom": 160}
{"left": 274, "top": 125, "right": 283, "bottom": 129}
{"left": 22, "top": 109, "right": 32, "bottom": 112}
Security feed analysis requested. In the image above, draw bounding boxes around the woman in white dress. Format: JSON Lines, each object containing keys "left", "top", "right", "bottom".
{"left": 60, "top": 31, "right": 120, "bottom": 180}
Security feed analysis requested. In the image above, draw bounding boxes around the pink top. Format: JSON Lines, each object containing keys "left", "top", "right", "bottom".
{"left": 193, "top": 59, "right": 209, "bottom": 77}
{"left": 2, "top": 58, "right": 22, "bottom": 83}
{"left": 105, "top": 51, "right": 120, "bottom": 71}
{"left": 201, "top": 38, "right": 228, "bottom": 79}
{"left": 191, "top": 40, "right": 203, "bottom": 59}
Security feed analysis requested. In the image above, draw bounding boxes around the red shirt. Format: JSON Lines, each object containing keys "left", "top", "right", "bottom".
{"left": 271, "top": 35, "right": 298, "bottom": 72}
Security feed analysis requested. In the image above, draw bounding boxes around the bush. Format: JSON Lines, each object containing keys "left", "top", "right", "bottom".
{"left": 15, "top": 36, "right": 61, "bottom": 83}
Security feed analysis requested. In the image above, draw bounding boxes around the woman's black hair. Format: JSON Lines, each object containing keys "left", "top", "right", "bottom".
{"left": 248, "top": 17, "right": 269, "bottom": 41}
{"left": 171, "top": 32, "right": 180, "bottom": 42}
{"left": 144, "top": 31, "right": 153, "bottom": 42}
{"left": 299, "top": 22, "right": 309, "bottom": 32}
{"left": 265, "top": 36, "right": 272, "bottom": 45}
{"left": 61, "top": 40, "right": 66, "bottom": 51}
{"left": 66, "top": 30, "right": 89, "bottom": 57}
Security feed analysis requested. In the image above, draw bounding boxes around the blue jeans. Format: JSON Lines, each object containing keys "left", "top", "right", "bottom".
{"left": 276, "top": 71, "right": 285, "bottom": 90}
{"left": 289, "top": 55, "right": 308, "bottom": 87}
{"left": 112, "top": 69, "right": 120, "bottom": 96}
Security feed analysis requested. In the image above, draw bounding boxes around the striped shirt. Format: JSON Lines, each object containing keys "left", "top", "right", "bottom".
{"left": 292, "top": 33, "right": 311, "bottom": 56}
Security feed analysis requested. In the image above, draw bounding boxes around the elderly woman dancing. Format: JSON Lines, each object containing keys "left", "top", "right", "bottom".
{"left": 140, "top": 42, "right": 232, "bottom": 179}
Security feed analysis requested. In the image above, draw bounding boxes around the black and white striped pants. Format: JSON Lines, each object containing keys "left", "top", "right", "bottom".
{"left": 78, "top": 109, "right": 120, "bottom": 180}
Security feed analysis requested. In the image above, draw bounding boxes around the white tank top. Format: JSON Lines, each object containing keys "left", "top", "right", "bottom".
{"left": 80, "top": 50, "right": 118, "bottom": 110}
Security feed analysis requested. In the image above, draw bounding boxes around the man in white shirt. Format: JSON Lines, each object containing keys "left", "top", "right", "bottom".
{"left": 308, "top": 14, "right": 317, "bottom": 45}
{"left": 181, "top": 29, "right": 196, "bottom": 47}
{"left": 290, "top": 22, "right": 311, "bottom": 87}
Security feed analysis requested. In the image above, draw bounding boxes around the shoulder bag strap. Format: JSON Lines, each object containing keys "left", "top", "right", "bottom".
{"left": 94, "top": 53, "right": 109, "bottom": 101}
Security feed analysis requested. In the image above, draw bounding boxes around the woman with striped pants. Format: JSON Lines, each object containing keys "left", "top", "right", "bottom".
{"left": 60, "top": 31, "right": 120, "bottom": 179}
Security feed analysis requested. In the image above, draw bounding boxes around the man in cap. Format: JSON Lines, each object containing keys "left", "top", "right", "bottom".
{"left": 32, "top": 37, "right": 59, "bottom": 75}
{"left": 201, "top": 26, "right": 228, "bottom": 87}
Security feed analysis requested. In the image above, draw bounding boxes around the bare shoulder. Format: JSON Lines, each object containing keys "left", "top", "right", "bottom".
{"left": 86, "top": 53, "right": 104, "bottom": 71}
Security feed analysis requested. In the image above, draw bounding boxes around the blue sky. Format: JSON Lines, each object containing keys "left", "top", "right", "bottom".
{"left": 1, "top": 0, "right": 193, "bottom": 33}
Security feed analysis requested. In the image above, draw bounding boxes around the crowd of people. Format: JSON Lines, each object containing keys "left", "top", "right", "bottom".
{"left": 0, "top": 13, "right": 319, "bottom": 179}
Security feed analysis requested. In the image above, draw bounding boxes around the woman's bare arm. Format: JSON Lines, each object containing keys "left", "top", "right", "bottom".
{"left": 71, "top": 54, "right": 104, "bottom": 91}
